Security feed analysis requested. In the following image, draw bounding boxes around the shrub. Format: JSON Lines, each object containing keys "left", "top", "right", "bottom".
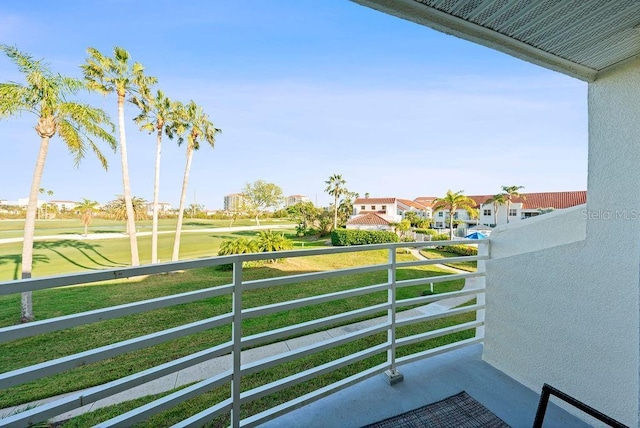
{"left": 331, "top": 229, "right": 400, "bottom": 246}
{"left": 414, "top": 228, "right": 438, "bottom": 236}
{"left": 437, "top": 244, "right": 478, "bottom": 256}
{"left": 431, "top": 233, "right": 450, "bottom": 241}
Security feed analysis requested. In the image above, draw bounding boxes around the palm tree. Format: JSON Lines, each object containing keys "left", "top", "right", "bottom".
{"left": 324, "top": 174, "right": 347, "bottom": 230}
{"left": 485, "top": 193, "right": 507, "bottom": 227}
{"left": 432, "top": 190, "right": 477, "bottom": 240}
{"left": 105, "top": 195, "right": 148, "bottom": 229}
{"left": 131, "top": 89, "right": 178, "bottom": 264}
{"left": 0, "top": 45, "right": 116, "bottom": 322}
{"left": 82, "top": 46, "right": 157, "bottom": 267}
{"left": 76, "top": 198, "right": 99, "bottom": 236}
{"left": 501, "top": 185, "right": 526, "bottom": 224}
{"left": 171, "top": 101, "right": 221, "bottom": 262}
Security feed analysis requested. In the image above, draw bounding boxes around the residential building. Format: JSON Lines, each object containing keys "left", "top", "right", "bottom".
{"left": 49, "top": 200, "right": 78, "bottom": 212}
{"left": 347, "top": 197, "right": 431, "bottom": 230}
{"left": 285, "top": 195, "right": 310, "bottom": 207}
{"left": 223, "top": 193, "right": 245, "bottom": 212}
{"left": 145, "top": 202, "right": 173, "bottom": 215}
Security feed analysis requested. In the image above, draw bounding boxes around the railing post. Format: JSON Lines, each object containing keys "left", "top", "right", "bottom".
{"left": 385, "top": 245, "right": 403, "bottom": 385}
{"left": 475, "top": 241, "right": 488, "bottom": 339}
{"left": 231, "top": 259, "right": 243, "bottom": 428}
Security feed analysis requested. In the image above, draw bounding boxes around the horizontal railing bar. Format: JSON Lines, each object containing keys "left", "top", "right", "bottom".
{"left": 172, "top": 397, "right": 233, "bottom": 428}
{"left": 396, "top": 337, "right": 483, "bottom": 367}
{"left": 0, "top": 284, "right": 234, "bottom": 344}
{"left": 396, "top": 303, "right": 484, "bottom": 329}
{"left": 241, "top": 303, "right": 390, "bottom": 348}
{"left": 0, "top": 257, "right": 235, "bottom": 295}
{"left": 240, "top": 363, "right": 389, "bottom": 428}
{"left": 396, "top": 320, "right": 483, "bottom": 348}
{"left": 0, "top": 313, "right": 233, "bottom": 389}
{"left": 396, "top": 255, "right": 488, "bottom": 269}
{"left": 243, "top": 283, "right": 389, "bottom": 319}
{"left": 239, "top": 343, "right": 388, "bottom": 405}
{"left": 243, "top": 263, "right": 389, "bottom": 291}
{"left": 0, "top": 341, "right": 234, "bottom": 427}
{"left": 396, "top": 271, "right": 482, "bottom": 289}
{"left": 395, "top": 287, "right": 484, "bottom": 309}
{"left": 241, "top": 323, "right": 389, "bottom": 377}
{"left": 95, "top": 371, "right": 233, "bottom": 427}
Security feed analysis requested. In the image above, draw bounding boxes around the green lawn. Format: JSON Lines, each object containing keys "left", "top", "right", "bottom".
{"left": 0, "top": 228, "right": 307, "bottom": 281}
{"left": 0, "top": 218, "right": 293, "bottom": 239}
{"left": 420, "top": 248, "right": 478, "bottom": 272}
{"left": 0, "top": 249, "right": 473, "bottom": 423}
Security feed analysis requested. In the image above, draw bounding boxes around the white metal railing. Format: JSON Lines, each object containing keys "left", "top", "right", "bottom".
{"left": 0, "top": 239, "right": 489, "bottom": 427}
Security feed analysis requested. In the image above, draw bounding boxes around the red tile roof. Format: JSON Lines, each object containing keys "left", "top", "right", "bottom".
{"left": 347, "top": 213, "right": 392, "bottom": 225}
{"left": 354, "top": 197, "right": 396, "bottom": 204}
{"left": 422, "top": 191, "right": 586, "bottom": 210}
{"left": 397, "top": 198, "right": 430, "bottom": 210}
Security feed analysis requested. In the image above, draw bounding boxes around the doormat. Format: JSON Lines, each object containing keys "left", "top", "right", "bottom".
{"left": 361, "top": 391, "right": 510, "bottom": 428}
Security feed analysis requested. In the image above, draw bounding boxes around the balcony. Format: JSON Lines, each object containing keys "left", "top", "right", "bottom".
{"left": 0, "top": 237, "right": 600, "bottom": 427}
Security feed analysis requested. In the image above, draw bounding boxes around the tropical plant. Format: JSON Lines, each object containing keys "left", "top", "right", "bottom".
{"left": 256, "top": 230, "right": 293, "bottom": 253}
{"left": 287, "top": 201, "right": 319, "bottom": 236}
{"left": 38, "top": 188, "right": 53, "bottom": 219}
{"left": 105, "top": 195, "right": 148, "bottom": 229}
{"left": 325, "top": 174, "right": 347, "bottom": 230}
{"left": 76, "top": 198, "right": 100, "bottom": 236}
{"left": 337, "top": 191, "right": 358, "bottom": 227}
{"left": 218, "top": 237, "right": 258, "bottom": 256}
{"left": 241, "top": 180, "right": 284, "bottom": 226}
{"left": 82, "top": 46, "right": 157, "bottom": 267}
{"left": 501, "top": 185, "right": 526, "bottom": 224}
{"left": 0, "top": 45, "right": 116, "bottom": 322}
{"left": 485, "top": 193, "right": 507, "bottom": 227}
{"left": 432, "top": 190, "right": 477, "bottom": 240}
{"left": 171, "top": 100, "right": 221, "bottom": 262}
{"left": 131, "top": 89, "right": 179, "bottom": 264}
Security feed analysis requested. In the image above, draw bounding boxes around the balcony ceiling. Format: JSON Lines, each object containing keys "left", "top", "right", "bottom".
{"left": 352, "top": 0, "right": 640, "bottom": 81}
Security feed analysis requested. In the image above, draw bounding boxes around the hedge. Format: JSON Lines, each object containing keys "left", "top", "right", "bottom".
{"left": 414, "top": 228, "right": 438, "bottom": 236}
{"left": 331, "top": 229, "right": 400, "bottom": 246}
{"left": 436, "top": 244, "right": 478, "bottom": 256}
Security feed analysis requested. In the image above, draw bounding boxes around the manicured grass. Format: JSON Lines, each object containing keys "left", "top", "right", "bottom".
{"left": 0, "top": 250, "right": 467, "bottom": 413}
{"left": 0, "top": 218, "right": 293, "bottom": 239}
{"left": 420, "top": 248, "right": 478, "bottom": 272}
{"left": 0, "top": 228, "right": 304, "bottom": 281}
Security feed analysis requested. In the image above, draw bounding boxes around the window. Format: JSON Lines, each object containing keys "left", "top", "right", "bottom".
{"left": 438, "top": 212, "right": 443, "bottom": 217}
{"left": 509, "top": 209, "right": 517, "bottom": 216}
{"left": 381, "top": 205, "right": 386, "bottom": 211}
{"left": 483, "top": 209, "right": 491, "bottom": 216}
{"left": 361, "top": 206, "right": 365, "bottom": 210}
{"left": 371, "top": 205, "right": 376, "bottom": 210}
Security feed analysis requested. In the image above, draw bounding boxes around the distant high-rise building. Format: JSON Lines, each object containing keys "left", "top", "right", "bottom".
{"left": 224, "top": 194, "right": 246, "bottom": 212}
{"left": 285, "top": 195, "right": 311, "bottom": 207}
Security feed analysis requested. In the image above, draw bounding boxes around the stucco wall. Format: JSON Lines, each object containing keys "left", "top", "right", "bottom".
{"left": 484, "top": 59, "right": 640, "bottom": 426}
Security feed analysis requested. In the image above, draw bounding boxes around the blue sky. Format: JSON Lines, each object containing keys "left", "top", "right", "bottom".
{"left": 0, "top": 0, "right": 588, "bottom": 209}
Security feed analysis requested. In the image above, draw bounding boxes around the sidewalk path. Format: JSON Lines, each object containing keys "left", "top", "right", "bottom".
{"left": 0, "top": 247, "right": 481, "bottom": 423}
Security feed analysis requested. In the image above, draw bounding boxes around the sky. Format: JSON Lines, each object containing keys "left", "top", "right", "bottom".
{"left": 0, "top": 0, "right": 588, "bottom": 210}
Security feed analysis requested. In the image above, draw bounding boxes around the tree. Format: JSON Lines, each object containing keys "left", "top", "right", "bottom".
{"left": 432, "top": 190, "right": 477, "bottom": 240}
{"left": 82, "top": 46, "right": 157, "bottom": 267}
{"left": 0, "top": 45, "right": 116, "bottom": 322}
{"left": 105, "top": 195, "right": 148, "bottom": 230}
{"left": 171, "top": 101, "right": 221, "bottom": 262}
{"left": 485, "top": 193, "right": 507, "bottom": 227}
{"left": 337, "top": 191, "right": 358, "bottom": 228}
{"left": 501, "top": 185, "right": 526, "bottom": 224}
{"left": 76, "top": 198, "right": 99, "bottom": 236}
{"left": 132, "top": 89, "right": 179, "bottom": 264}
{"left": 241, "top": 180, "right": 284, "bottom": 226}
{"left": 325, "top": 174, "right": 347, "bottom": 230}
{"left": 287, "top": 201, "right": 319, "bottom": 236}
{"left": 256, "top": 230, "right": 293, "bottom": 253}
{"left": 38, "top": 188, "right": 53, "bottom": 219}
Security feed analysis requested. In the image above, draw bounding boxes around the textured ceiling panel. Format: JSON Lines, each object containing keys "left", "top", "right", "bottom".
{"left": 358, "top": 0, "right": 640, "bottom": 80}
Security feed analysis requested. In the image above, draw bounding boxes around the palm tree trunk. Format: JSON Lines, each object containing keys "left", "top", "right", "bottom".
{"left": 151, "top": 128, "right": 163, "bottom": 264}
{"left": 449, "top": 210, "right": 454, "bottom": 240}
{"left": 20, "top": 134, "right": 51, "bottom": 322}
{"left": 506, "top": 200, "right": 511, "bottom": 224}
{"left": 118, "top": 92, "right": 140, "bottom": 266}
{"left": 333, "top": 195, "right": 338, "bottom": 229}
{"left": 494, "top": 202, "right": 498, "bottom": 227}
{"left": 172, "top": 145, "right": 193, "bottom": 262}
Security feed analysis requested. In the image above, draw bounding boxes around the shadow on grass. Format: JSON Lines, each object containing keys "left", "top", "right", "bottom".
{"left": 184, "top": 222, "right": 217, "bottom": 227}
{"left": 33, "top": 240, "right": 127, "bottom": 271}
{"left": 0, "top": 254, "right": 50, "bottom": 280}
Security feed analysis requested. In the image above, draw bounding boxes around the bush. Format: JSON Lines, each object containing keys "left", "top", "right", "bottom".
{"left": 414, "top": 228, "right": 438, "bottom": 236}
{"left": 437, "top": 245, "right": 478, "bottom": 256}
{"left": 431, "top": 233, "right": 450, "bottom": 241}
{"left": 331, "top": 229, "right": 400, "bottom": 246}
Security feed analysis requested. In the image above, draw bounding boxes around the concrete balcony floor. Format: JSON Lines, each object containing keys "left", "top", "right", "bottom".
{"left": 258, "top": 344, "right": 590, "bottom": 428}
